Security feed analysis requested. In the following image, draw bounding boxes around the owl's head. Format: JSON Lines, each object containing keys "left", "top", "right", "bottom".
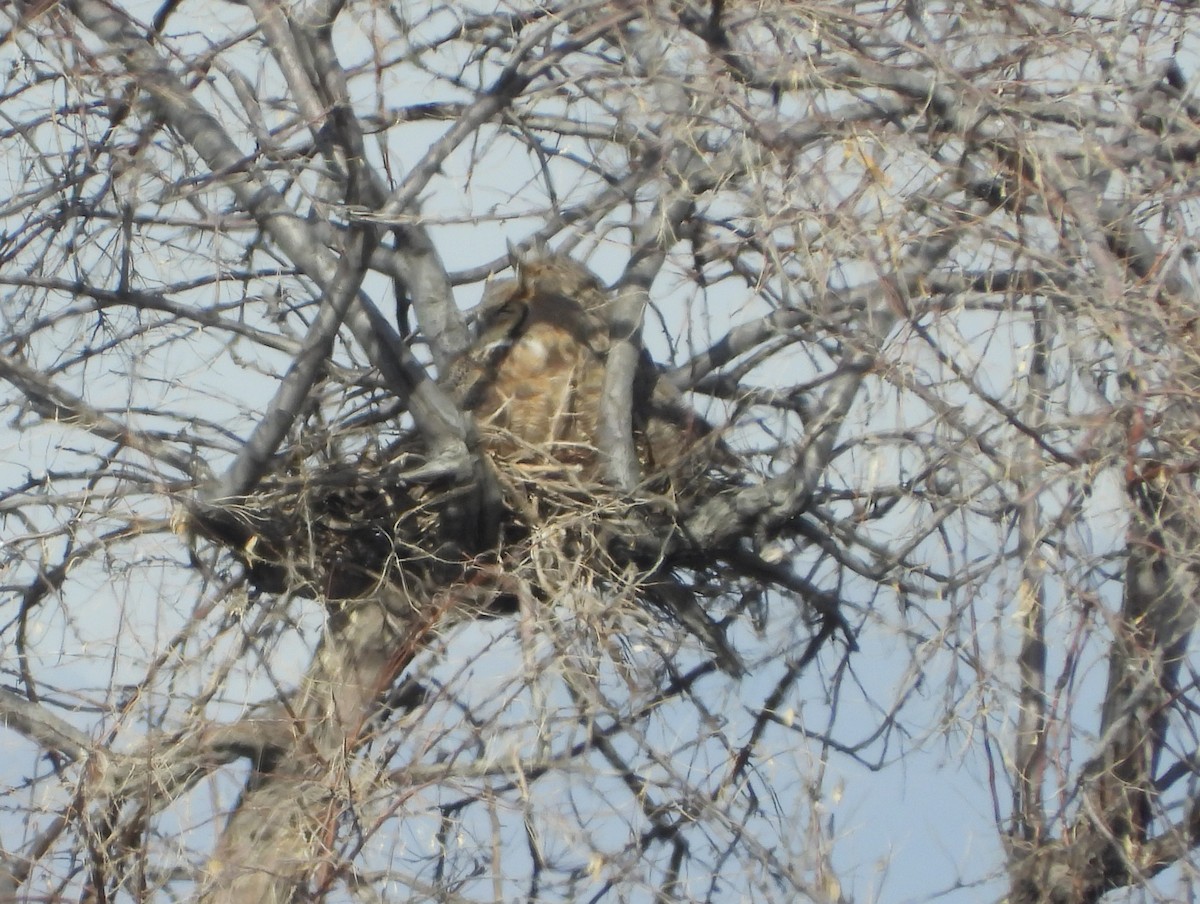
{"left": 512, "top": 252, "right": 607, "bottom": 312}
{"left": 475, "top": 248, "right": 607, "bottom": 350}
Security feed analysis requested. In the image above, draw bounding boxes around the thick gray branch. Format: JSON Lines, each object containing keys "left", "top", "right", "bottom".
{"left": 205, "top": 226, "right": 376, "bottom": 501}
{"left": 0, "top": 688, "right": 91, "bottom": 760}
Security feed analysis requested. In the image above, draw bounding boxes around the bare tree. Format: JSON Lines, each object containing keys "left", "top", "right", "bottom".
{"left": 1, "top": 1, "right": 1199, "bottom": 902}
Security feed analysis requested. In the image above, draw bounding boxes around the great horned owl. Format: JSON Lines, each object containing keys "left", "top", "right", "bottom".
{"left": 443, "top": 252, "right": 723, "bottom": 488}
{"left": 442, "top": 254, "right": 608, "bottom": 466}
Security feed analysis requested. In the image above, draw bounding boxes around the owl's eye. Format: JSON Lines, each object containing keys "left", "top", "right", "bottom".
{"left": 488, "top": 299, "right": 527, "bottom": 335}
{"left": 474, "top": 298, "right": 528, "bottom": 354}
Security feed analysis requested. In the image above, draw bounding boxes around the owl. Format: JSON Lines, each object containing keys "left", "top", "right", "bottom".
{"left": 443, "top": 255, "right": 609, "bottom": 468}
{"left": 443, "top": 253, "right": 724, "bottom": 488}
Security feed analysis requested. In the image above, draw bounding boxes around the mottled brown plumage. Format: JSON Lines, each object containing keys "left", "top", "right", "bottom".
{"left": 445, "top": 259, "right": 608, "bottom": 465}
{"left": 444, "top": 253, "right": 725, "bottom": 490}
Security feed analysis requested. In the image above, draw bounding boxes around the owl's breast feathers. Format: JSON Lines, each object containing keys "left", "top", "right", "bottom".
{"left": 475, "top": 313, "right": 602, "bottom": 456}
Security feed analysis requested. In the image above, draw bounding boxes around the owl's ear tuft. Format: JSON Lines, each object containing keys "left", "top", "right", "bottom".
{"left": 507, "top": 240, "right": 535, "bottom": 299}
{"left": 507, "top": 237, "right": 555, "bottom": 283}
{"left": 506, "top": 239, "right": 524, "bottom": 274}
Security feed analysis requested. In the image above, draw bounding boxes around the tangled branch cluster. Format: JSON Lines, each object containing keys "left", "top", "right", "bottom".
{"left": 190, "top": 254, "right": 754, "bottom": 674}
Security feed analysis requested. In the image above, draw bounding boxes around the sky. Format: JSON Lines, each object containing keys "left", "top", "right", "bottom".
{"left": 2, "top": 2, "right": 1199, "bottom": 902}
